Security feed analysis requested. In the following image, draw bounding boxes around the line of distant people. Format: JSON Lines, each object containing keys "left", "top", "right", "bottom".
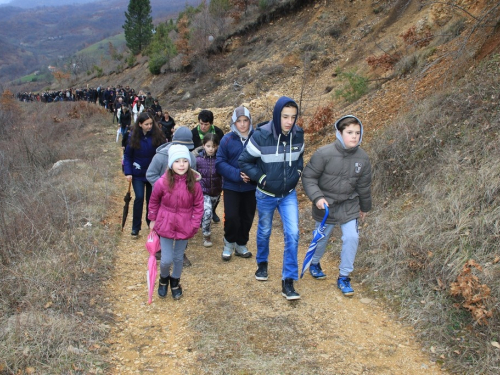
{"left": 17, "top": 84, "right": 146, "bottom": 107}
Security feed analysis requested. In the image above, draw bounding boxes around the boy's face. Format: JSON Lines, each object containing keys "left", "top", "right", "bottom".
{"left": 340, "top": 123, "right": 361, "bottom": 148}
{"left": 199, "top": 120, "right": 211, "bottom": 133}
{"left": 235, "top": 116, "right": 250, "bottom": 134}
{"left": 280, "top": 106, "right": 297, "bottom": 135}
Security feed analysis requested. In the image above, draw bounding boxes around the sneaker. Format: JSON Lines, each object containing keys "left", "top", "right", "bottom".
{"left": 282, "top": 278, "right": 300, "bottom": 300}
{"left": 309, "top": 263, "right": 326, "bottom": 279}
{"left": 131, "top": 229, "right": 139, "bottom": 238}
{"left": 222, "top": 238, "right": 234, "bottom": 261}
{"left": 203, "top": 235, "right": 213, "bottom": 247}
{"left": 183, "top": 254, "right": 192, "bottom": 267}
{"left": 235, "top": 244, "right": 252, "bottom": 258}
{"left": 337, "top": 276, "right": 354, "bottom": 296}
{"left": 255, "top": 262, "right": 268, "bottom": 281}
{"left": 212, "top": 212, "right": 221, "bottom": 223}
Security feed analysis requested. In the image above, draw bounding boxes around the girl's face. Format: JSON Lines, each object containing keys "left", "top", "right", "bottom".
{"left": 340, "top": 123, "right": 361, "bottom": 149}
{"left": 203, "top": 140, "right": 218, "bottom": 156}
{"left": 139, "top": 118, "right": 153, "bottom": 134}
{"left": 172, "top": 158, "right": 189, "bottom": 175}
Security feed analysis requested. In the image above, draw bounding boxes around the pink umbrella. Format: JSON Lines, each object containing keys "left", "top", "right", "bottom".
{"left": 145, "top": 230, "right": 161, "bottom": 304}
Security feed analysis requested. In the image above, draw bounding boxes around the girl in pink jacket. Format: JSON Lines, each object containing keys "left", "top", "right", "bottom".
{"left": 148, "top": 145, "right": 204, "bottom": 300}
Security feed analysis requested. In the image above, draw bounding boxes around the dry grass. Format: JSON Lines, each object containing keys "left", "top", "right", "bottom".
{"left": 357, "top": 53, "right": 500, "bottom": 373}
{"left": 0, "top": 101, "right": 119, "bottom": 374}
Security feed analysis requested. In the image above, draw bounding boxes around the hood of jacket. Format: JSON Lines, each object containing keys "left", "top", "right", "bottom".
{"left": 230, "top": 106, "right": 254, "bottom": 140}
{"left": 334, "top": 115, "right": 364, "bottom": 149}
{"left": 272, "top": 96, "right": 298, "bottom": 137}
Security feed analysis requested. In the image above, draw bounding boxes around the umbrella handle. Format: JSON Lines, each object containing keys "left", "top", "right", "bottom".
{"left": 127, "top": 180, "right": 131, "bottom": 194}
{"left": 320, "top": 203, "right": 329, "bottom": 227}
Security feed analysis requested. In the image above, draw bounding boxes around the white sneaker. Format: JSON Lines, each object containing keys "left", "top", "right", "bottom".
{"left": 203, "top": 236, "right": 213, "bottom": 247}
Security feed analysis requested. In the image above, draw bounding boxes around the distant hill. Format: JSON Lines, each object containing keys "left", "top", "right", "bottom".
{"left": 0, "top": 0, "right": 198, "bottom": 83}
{"left": 0, "top": 0, "right": 98, "bottom": 8}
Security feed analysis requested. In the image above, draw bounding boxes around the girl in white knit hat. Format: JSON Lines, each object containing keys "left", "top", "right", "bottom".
{"left": 148, "top": 145, "right": 204, "bottom": 300}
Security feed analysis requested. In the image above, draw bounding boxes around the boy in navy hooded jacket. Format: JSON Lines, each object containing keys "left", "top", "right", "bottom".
{"left": 239, "top": 96, "right": 304, "bottom": 300}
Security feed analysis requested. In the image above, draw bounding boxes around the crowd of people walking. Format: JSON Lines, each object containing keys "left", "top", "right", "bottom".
{"left": 18, "top": 85, "right": 372, "bottom": 303}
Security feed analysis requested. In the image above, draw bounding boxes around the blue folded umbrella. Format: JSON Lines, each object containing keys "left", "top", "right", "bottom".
{"left": 300, "top": 203, "right": 329, "bottom": 278}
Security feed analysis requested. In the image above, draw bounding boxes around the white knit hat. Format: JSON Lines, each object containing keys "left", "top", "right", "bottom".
{"left": 168, "top": 144, "right": 191, "bottom": 169}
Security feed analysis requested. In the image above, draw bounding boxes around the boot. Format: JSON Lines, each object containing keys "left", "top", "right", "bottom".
{"left": 170, "top": 277, "right": 183, "bottom": 300}
{"left": 212, "top": 200, "right": 220, "bottom": 223}
{"left": 203, "top": 235, "right": 213, "bottom": 247}
{"left": 158, "top": 275, "right": 169, "bottom": 298}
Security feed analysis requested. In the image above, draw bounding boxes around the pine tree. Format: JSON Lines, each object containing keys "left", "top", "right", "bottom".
{"left": 123, "top": 0, "right": 154, "bottom": 55}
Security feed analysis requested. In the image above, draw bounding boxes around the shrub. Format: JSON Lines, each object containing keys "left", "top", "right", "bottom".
{"left": 366, "top": 53, "right": 401, "bottom": 72}
{"left": 149, "top": 53, "right": 168, "bottom": 75}
{"left": 334, "top": 68, "right": 369, "bottom": 103}
{"left": 327, "top": 25, "right": 343, "bottom": 39}
{"left": 401, "top": 25, "right": 433, "bottom": 48}
{"left": 303, "top": 103, "right": 335, "bottom": 134}
{"left": 126, "top": 54, "right": 136, "bottom": 68}
{"left": 393, "top": 53, "right": 418, "bottom": 77}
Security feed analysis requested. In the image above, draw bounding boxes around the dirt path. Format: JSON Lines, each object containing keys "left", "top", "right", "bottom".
{"left": 103, "top": 169, "right": 444, "bottom": 375}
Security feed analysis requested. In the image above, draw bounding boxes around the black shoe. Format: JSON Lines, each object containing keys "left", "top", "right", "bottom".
{"left": 282, "top": 278, "right": 300, "bottom": 300}
{"left": 212, "top": 212, "right": 220, "bottom": 223}
{"left": 131, "top": 229, "right": 139, "bottom": 237}
{"left": 255, "top": 262, "right": 268, "bottom": 281}
{"left": 170, "top": 277, "right": 183, "bottom": 300}
{"left": 183, "top": 254, "right": 192, "bottom": 267}
{"left": 158, "top": 276, "right": 169, "bottom": 298}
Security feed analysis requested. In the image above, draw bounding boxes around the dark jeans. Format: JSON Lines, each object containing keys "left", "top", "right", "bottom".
{"left": 223, "top": 189, "right": 256, "bottom": 245}
{"left": 132, "top": 178, "right": 152, "bottom": 232}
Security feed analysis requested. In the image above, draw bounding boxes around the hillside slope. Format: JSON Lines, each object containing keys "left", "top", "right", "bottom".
{"left": 67, "top": 0, "right": 500, "bottom": 373}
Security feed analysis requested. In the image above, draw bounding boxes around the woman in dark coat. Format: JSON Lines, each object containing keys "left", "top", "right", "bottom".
{"left": 123, "top": 112, "right": 166, "bottom": 237}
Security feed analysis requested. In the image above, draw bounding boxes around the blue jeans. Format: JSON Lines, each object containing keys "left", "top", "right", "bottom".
{"left": 255, "top": 189, "right": 299, "bottom": 280}
{"left": 131, "top": 178, "right": 152, "bottom": 232}
{"left": 311, "top": 219, "right": 359, "bottom": 277}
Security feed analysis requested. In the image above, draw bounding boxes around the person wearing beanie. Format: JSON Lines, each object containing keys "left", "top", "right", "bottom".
{"left": 239, "top": 96, "right": 304, "bottom": 301}
{"left": 301, "top": 115, "right": 372, "bottom": 297}
{"left": 148, "top": 144, "right": 204, "bottom": 300}
{"left": 146, "top": 126, "right": 197, "bottom": 186}
{"left": 216, "top": 106, "right": 256, "bottom": 261}
{"left": 167, "top": 144, "right": 191, "bottom": 169}
{"left": 146, "top": 126, "right": 198, "bottom": 267}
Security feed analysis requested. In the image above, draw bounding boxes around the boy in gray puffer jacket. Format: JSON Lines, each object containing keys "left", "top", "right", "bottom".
{"left": 301, "top": 115, "right": 372, "bottom": 297}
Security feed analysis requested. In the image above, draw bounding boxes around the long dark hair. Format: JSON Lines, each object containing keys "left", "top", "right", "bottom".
{"left": 129, "top": 112, "right": 165, "bottom": 149}
{"left": 202, "top": 133, "right": 220, "bottom": 146}
{"left": 166, "top": 169, "right": 197, "bottom": 194}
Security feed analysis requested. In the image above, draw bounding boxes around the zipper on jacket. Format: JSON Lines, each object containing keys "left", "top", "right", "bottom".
{"left": 283, "top": 141, "right": 287, "bottom": 194}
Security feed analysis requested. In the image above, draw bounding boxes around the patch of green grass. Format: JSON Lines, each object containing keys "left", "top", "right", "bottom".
{"left": 76, "top": 33, "right": 126, "bottom": 57}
